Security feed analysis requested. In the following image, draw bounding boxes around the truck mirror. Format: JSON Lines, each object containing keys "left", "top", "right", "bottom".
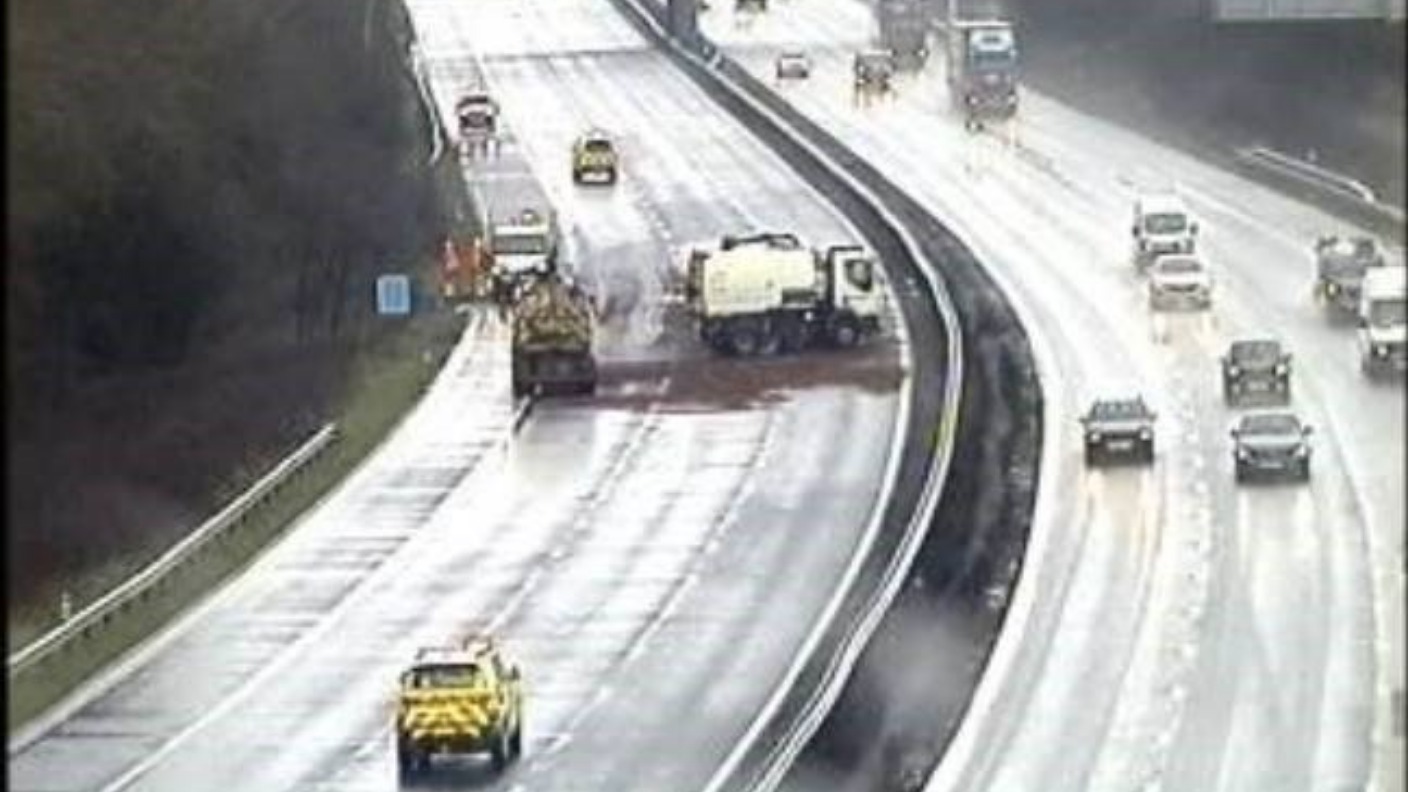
{"left": 1229, "top": 428, "right": 1238, "bottom": 438}
{"left": 1303, "top": 426, "right": 1314, "bottom": 436}
{"left": 1130, "top": 225, "right": 1138, "bottom": 237}
{"left": 1190, "top": 221, "right": 1199, "bottom": 235}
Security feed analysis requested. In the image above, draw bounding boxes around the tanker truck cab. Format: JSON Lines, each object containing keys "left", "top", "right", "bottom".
{"left": 1358, "top": 264, "right": 1407, "bottom": 378}
{"left": 823, "top": 244, "right": 884, "bottom": 340}
{"left": 1132, "top": 194, "right": 1198, "bottom": 269}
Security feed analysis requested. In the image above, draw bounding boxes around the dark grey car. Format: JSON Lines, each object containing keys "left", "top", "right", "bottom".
{"left": 1231, "top": 412, "right": 1313, "bottom": 483}
{"left": 1222, "top": 338, "right": 1292, "bottom": 405}
{"left": 1081, "top": 397, "right": 1156, "bottom": 466}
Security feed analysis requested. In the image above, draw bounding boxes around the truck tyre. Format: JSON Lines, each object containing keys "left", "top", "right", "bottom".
{"left": 728, "top": 321, "right": 762, "bottom": 357}
{"left": 1298, "top": 459, "right": 1311, "bottom": 481}
{"left": 1235, "top": 462, "right": 1248, "bottom": 483}
{"left": 777, "top": 316, "right": 809, "bottom": 353}
{"left": 756, "top": 323, "right": 781, "bottom": 356}
{"left": 829, "top": 317, "right": 861, "bottom": 349}
{"left": 1084, "top": 446, "right": 1099, "bottom": 467}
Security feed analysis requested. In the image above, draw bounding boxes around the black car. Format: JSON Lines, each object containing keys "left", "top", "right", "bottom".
{"left": 1231, "top": 412, "right": 1312, "bottom": 483}
{"left": 1081, "top": 397, "right": 1156, "bottom": 466}
{"left": 1222, "top": 338, "right": 1292, "bottom": 405}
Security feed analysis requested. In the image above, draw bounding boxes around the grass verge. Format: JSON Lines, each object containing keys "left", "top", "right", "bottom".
{"left": 7, "top": 307, "right": 466, "bottom": 733}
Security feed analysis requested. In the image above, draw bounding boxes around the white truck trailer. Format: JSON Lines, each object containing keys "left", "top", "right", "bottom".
{"left": 684, "top": 232, "right": 884, "bottom": 356}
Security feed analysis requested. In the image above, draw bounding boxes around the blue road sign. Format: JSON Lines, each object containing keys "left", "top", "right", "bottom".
{"left": 376, "top": 274, "right": 412, "bottom": 316}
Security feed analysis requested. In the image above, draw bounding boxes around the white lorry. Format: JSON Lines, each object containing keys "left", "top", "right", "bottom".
{"left": 1131, "top": 193, "right": 1198, "bottom": 269}
{"left": 487, "top": 208, "right": 560, "bottom": 303}
{"left": 1357, "top": 263, "right": 1406, "bottom": 377}
{"left": 684, "top": 232, "right": 884, "bottom": 356}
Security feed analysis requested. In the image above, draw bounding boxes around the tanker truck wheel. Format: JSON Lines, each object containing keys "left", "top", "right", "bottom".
{"left": 727, "top": 320, "right": 762, "bottom": 357}
{"left": 756, "top": 323, "right": 781, "bottom": 356}
{"left": 829, "top": 317, "right": 861, "bottom": 349}
{"left": 777, "top": 316, "right": 809, "bottom": 354}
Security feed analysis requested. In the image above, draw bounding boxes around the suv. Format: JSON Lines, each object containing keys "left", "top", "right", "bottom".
{"left": 1314, "top": 235, "right": 1384, "bottom": 315}
{"left": 1132, "top": 194, "right": 1198, "bottom": 269}
{"left": 1221, "top": 338, "right": 1292, "bottom": 405}
{"left": 396, "top": 638, "right": 524, "bottom": 779}
{"left": 1080, "top": 396, "right": 1156, "bottom": 466}
{"left": 1148, "top": 253, "right": 1213, "bottom": 310}
{"left": 571, "top": 129, "right": 618, "bottom": 185}
{"left": 775, "top": 50, "right": 812, "bottom": 80}
{"left": 1230, "top": 412, "right": 1312, "bottom": 483}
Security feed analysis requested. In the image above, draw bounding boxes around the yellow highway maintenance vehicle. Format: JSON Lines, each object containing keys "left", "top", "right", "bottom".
{"left": 395, "top": 638, "right": 524, "bottom": 779}
{"left": 571, "top": 129, "right": 619, "bottom": 185}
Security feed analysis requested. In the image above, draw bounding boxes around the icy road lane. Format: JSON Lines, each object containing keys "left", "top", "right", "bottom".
{"left": 7, "top": 0, "right": 916, "bottom": 789}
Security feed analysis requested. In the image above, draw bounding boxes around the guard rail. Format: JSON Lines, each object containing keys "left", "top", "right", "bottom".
{"left": 7, "top": 423, "right": 339, "bottom": 679}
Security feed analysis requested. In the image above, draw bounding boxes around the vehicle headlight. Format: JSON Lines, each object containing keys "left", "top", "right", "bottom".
{"left": 1294, "top": 445, "right": 1309, "bottom": 458}
{"left": 1326, "top": 282, "right": 1339, "bottom": 294}
{"left": 1086, "top": 432, "right": 1101, "bottom": 443}
{"left": 1375, "top": 344, "right": 1389, "bottom": 357}
{"left": 1138, "top": 428, "right": 1153, "bottom": 440}
{"left": 1236, "top": 447, "right": 1249, "bottom": 460}
{"left": 1273, "top": 363, "right": 1287, "bottom": 375}
{"left": 1227, "top": 364, "right": 1241, "bottom": 376}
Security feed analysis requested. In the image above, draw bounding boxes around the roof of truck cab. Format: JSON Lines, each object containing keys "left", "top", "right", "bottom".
{"left": 1136, "top": 193, "right": 1190, "bottom": 214}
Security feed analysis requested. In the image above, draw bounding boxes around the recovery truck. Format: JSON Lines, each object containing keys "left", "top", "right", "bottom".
{"left": 1314, "top": 234, "right": 1386, "bottom": 316}
{"left": 945, "top": 19, "right": 1018, "bottom": 131}
{"left": 511, "top": 271, "right": 597, "bottom": 397}
{"left": 684, "top": 231, "right": 884, "bottom": 356}
{"left": 1357, "top": 264, "right": 1406, "bottom": 378}
{"left": 487, "top": 208, "right": 560, "bottom": 304}
{"left": 876, "top": 0, "right": 929, "bottom": 70}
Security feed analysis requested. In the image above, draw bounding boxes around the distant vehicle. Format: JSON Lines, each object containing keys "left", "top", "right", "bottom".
{"left": 775, "top": 50, "right": 812, "bottom": 80}
{"left": 876, "top": 0, "right": 929, "bottom": 70}
{"left": 945, "top": 19, "right": 1018, "bottom": 130}
{"left": 1221, "top": 338, "right": 1292, "bottom": 405}
{"left": 396, "top": 638, "right": 524, "bottom": 779}
{"left": 1231, "top": 411, "right": 1312, "bottom": 483}
{"left": 736, "top": 0, "right": 766, "bottom": 12}
{"left": 1357, "top": 263, "right": 1407, "bottom": 378}
{"left": 571, "top": 129, "right": 619, "bottom": 185}
{"left": 511, "top": 271, "right": 597, "bottom": 397}
{"left": 1314, "top": 234, "right": 1387, "bottom": 316}
{"left": 1131, "top": 193, "right": 1198, "bottom": 268}
{"left": 1148, "top": 253, "right": 1213, "bottom": 310}
{"left": 487, "top": 208, "right": 560, "bottom": 302}
{"left": 456, "top": 91, "right": 499, "bottom": 144}
{"left": 685, "top": 231, "right": 884, "bottom": 355}
{"left": 853, "top": 50, "right": 896, "bottom": 101}
{"left": 1080, "top": 396, "right": 1156, "bottom": 466}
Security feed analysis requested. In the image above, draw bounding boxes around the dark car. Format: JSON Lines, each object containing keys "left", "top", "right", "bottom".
{"left": 1231, "top": 412, "right": 1312, "bottom": 483}
{"left": 1222, "top": 338, "right": 1292, "bottom": 406}
{"left": 1314, "top": 234, "right": 1384, "bottom": 314}
{"left": 1080, "top": 396, "right": 1156, "bottom": 466}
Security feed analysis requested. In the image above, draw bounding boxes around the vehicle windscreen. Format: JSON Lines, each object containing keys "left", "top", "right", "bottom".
{"left": 406, "top": 663, "right": 482, "bottom": 688}
{"left": 1230, "top": 341, "right": 1280, "bottom": 362}
{"left": 493, "top": 233, "right": 550, "bottom": 256}
{"left": 583, "top": 139, "right": 612, "bottom": 153}
{"left": 971, "top": 48, "right": 1016, "bottom": 70}
{"left": 1091, "top": 401, "right": 1147, "bottom": 421}
{"left": 1143, "top": 212, "right": 1188, "bottom": 234}
{"left": 1240, "top": 414, "right": 1300, "bottom": 436}
{"left": 1368, "top": 298, "right": 1407, "bottom": 326}
{"left": 1157, "top": 257, "right": 1203, "bottom": 274}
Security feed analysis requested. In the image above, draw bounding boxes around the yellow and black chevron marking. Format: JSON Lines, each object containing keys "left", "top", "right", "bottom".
{"left": 400, "top": 692, "right": 500, "bottom": 740}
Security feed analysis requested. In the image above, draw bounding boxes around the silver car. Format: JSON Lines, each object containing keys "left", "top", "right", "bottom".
{"left": 1231, "top": 411, "right": 1312, "bottom": 483}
